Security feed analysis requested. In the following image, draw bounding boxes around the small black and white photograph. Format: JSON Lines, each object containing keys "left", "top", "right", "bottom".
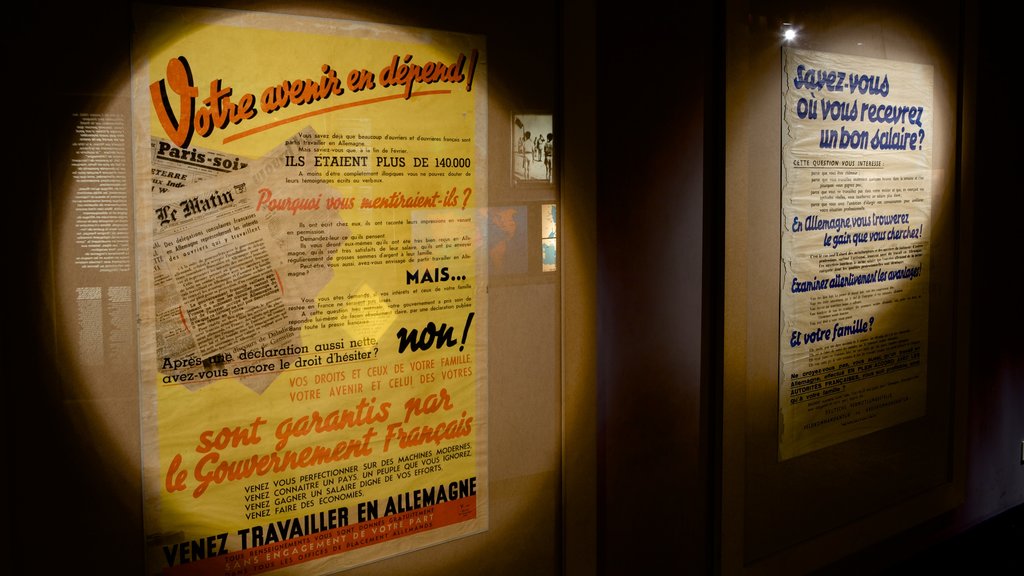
{"left": 512, "top": 113, "right": 554, "bottom": 186}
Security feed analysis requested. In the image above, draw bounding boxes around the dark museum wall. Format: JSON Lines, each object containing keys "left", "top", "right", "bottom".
{"left": 11, "top": 1, "right": 1021, "bottom": 574}
{"left": 595, "top": 1, "right": 714, "bottom": 574}
{"left": 951, "top": 0, "right": 1023, "bottom": 542}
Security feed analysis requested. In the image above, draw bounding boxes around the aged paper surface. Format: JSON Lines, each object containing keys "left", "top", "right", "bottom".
{"left": 780, "top": 48, "right": 932, "bottom": 460}
{"left": 132, "top": 7, "right": 487, "bottom": 574}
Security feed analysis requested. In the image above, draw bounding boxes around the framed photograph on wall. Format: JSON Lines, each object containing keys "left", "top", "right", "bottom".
{"left": 512, "top": 113, "right": 554, "bottom": 187}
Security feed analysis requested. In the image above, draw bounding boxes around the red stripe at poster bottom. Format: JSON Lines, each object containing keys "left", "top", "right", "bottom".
{"left": 163, "top": 496, "right": 477, "bottom": 576}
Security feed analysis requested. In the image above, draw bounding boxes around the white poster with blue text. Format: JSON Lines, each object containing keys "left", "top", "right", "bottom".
{"left": 780, "top": 48, "right": 932, "bottom": 460}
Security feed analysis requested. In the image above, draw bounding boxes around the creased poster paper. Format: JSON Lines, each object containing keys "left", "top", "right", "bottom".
{"left": 132, "top": 6, "right": 487, "bottom": 574}
{"left": 779, "top": 48, "right": 932, "bottom": 460}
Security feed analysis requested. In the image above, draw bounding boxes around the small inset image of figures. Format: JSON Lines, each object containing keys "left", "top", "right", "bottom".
{"left": 512, "top": 113, "right": 554, "bottom": 186}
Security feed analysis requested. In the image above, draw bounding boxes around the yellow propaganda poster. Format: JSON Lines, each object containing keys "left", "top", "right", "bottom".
{"left": 131, "top": 6, "right": 488, "bottom": 575}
